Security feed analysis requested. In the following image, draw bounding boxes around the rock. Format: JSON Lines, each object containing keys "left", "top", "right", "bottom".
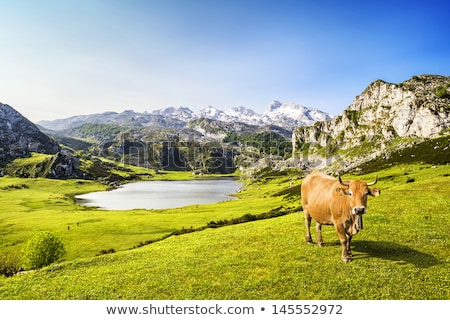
{"left": 46, "top": 151, "right": 80, "bottom": 178}
{"left": 0, "top": 103, "right": 60, "bottom": 165}
{"left": 292, "top": 75, "right": 450, "bottom": 171}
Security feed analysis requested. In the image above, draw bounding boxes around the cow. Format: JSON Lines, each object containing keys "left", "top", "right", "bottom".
{"left": 301, "top": 170, "right": 380, "bottom": 262}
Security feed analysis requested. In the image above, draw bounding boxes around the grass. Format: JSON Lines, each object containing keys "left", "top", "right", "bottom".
{"left": 0, "top": 164, "right": 292, "bottom": 261}
{"left": 0, "top": 163, "right": 449, "bottom": 299}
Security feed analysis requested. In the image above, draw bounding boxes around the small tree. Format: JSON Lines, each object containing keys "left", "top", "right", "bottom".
{"left": 21, "top": 231, "right": 66, "bottom": 270}
{"left": 436, "top": 86, "right": 449, "bottom": 99}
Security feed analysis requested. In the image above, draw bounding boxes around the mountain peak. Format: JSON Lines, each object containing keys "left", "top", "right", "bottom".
{"left": 266, "top": 100, "right": 283, "bottom": 112}
{"left": 196, "top": 106, "right": 225, "bottom": 119}
{"left": 226, "top": 106, "right": 258, "bottom": 116}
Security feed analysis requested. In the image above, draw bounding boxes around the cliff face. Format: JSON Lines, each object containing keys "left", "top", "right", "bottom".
{"left": 292, "top": 75, "right": 450, "bottom": 171}
{"left": 0, "top": 103, "right": 60, "bottom": 165}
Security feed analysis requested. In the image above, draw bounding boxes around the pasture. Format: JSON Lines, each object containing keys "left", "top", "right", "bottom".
{"left": 0, "top": 163, "right": 449, "bottom": 299}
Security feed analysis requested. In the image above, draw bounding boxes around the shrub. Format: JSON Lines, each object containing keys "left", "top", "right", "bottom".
{"left": 0, "top": 253, "right": 21, "bottom": 277}
{"left": 436, "top": 86, "right": 449, "bottom": 99}
{"left": 406, "top": 177, "right": 415, "bottom": 183}
{"left": 98, "top": 248, "right": 116, "bottom": 255}
{"left": 21, "top": 231, "right": 66, "bottom": 270}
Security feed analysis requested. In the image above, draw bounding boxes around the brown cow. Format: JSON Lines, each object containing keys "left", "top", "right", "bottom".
{"left": 301, "top": 170, "right": 380, "bottom": 262}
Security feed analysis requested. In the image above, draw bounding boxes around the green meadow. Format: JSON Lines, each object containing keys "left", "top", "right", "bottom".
{"left": 0, "top": 163, "right": 449, "bottom": 299}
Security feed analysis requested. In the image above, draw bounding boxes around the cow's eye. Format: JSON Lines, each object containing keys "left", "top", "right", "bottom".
{"left": 348, "top": 191, "right": 353, "bottom": 197}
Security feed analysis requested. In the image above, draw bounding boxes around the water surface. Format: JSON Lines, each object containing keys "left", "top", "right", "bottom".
{"left": 76, "top": 178, "right": 243, "bottom": 210}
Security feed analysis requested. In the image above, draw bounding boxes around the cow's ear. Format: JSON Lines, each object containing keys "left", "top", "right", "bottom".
{"left": 369, "top": 188, "right": 380, "bottom": 197}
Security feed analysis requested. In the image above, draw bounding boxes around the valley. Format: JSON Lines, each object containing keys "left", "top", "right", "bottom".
{"left": 0, "top": 74, "right": 449, "bottom": 299}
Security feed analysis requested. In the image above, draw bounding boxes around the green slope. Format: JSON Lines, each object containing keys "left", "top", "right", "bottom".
{"left": 0, "top": 164, "right": 449, "bottom": 299}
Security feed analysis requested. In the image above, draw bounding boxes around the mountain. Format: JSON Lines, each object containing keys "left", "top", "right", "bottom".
{"left": 186, "top": 117, "right": 292, "bottom": 140}
{"left": 291, "top": 74, "right": 450, "bottom": 172}
{"left": 37, "top": 101, "right": 332, "bottom": 132}
{"left": 261, "top": 101, "right": 332, "bottom": 129}
{"left": 3, "top": 74, "right": 449, "bottom": 178}
{"left": 0, "top": 103, "right": 60, "bottom": 165}
{"left": 155, "top": 106, "right": 194, "bottom": 121}
{"left": 37, "top": 110, "right": 178, "bottom": 130}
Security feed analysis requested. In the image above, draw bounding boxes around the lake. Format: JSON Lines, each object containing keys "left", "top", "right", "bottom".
{"left": 75, "top": 178, "right": 243, "bottom": 210}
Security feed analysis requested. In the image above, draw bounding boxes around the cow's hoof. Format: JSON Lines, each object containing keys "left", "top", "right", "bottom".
{"left": 342, "top": 256, "right": 353, "bottom": 263}
{"left": 318, "top": 242, "right": 324, "bottom": 247}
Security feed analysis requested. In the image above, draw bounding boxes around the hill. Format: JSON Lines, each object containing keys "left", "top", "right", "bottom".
{"left": 291, "top": 75, "right": 450, "bottom": 173}
{"left": 0, "top": 103, "right": 59, "bottom": 167}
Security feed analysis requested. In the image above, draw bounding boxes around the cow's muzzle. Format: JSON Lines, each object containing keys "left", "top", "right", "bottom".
{"left": 352, "top": 206, "right": 366, "bottom": 215}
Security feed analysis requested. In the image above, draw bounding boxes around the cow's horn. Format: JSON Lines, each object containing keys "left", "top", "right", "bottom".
{"left": 367, "top": 175, "right": 378, "bottom": 186}
{"left": 338, "top": 176, "right": 350, "bottom": 187}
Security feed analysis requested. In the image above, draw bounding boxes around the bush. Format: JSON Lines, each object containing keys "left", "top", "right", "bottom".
{"left": 21, "top": 231, "right": 66, "bottom": 270}
{"left": 0, "top": 254, "right": 21, "bottom": 277}
{"left": 406, "top": 177, "right": 415, "bottom": 183}
{"left": 436, "top": 86, "right": 449, "bottom": 99}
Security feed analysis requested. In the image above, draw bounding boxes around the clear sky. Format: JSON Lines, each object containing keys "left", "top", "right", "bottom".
{"left": 1, "top": 0, "right": 449, "bottom": 122}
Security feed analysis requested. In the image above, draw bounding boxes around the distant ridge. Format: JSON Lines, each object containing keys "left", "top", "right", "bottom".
{"left": 37, "top": 101, "right": 333, "bottom": 132}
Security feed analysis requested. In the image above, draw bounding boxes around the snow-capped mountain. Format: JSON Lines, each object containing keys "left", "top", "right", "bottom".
{"left": 38, "top": 101, "right": 333, "bottom": 132}
{"left": 186, "top": 101, "right": 332, "bottom": 130}
{"left": 224, "top": 106, "right": 263, "bottom": 125}
{"left": 193, "top": 106, "right": 230, "bottom": 122}
{"left": 153, "top": 106, "right": 194, "bottom": 121}
{"left": 189, "top": 101, "right": 331, "bottom": 130}
{"left": 261, "top": 101, "right": 333, "bottom": 129}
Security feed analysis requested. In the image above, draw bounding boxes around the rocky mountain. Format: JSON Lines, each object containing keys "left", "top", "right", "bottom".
{"left": 5, "top": 74, "right": 448, "bottom": 178}
{"left": 186, "top": 117, "right": 292, "bottom": 140}
{"left": 291, "top": 74, "right": 450, "bottom": 172}
{"left": 37, "top": 110, "right": 188, "bottom": 131}
{"left": 0, "top": 103, "right": 60, "bottom": 165}
{"left": 0, "top": 103, "right": 157, "bottom": 179}
{"left": 37, "top": 101, "right": 332, "bottom": 132}
{"left": 192, "top": 102, "right": 332, "bottom": 130}
{"left": 262, "top": 101, "right": 333, "bottom": 129}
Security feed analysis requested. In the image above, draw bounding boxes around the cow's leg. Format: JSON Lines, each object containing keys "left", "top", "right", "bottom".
{"left": 304, "top": 207, "right": 313, "bottom": 244}
{"left": 346, "top": 235, "right": 352, "bottom": 257}
{"left": 335, "top": 225, "right": 352, "bottom": 262}
{"left": 316, "top": 222, "right": 324, "bottom": 247}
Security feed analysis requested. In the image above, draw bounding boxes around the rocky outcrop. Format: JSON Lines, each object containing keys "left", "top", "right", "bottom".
{"left": 0, "top": 103, "right": 60, "bottom": 165}
{"left": 46, "top": 151, "right": 81, "bottom": 178}
{"left": 6, "top": 151, "right": 81, "bottom": 179}
{"left": 292, "top": 75, "right": 450, "bottom": 171}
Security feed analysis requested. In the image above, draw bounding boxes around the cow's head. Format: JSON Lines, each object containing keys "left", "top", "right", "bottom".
{"left": 337, "top": 176, "right": 380, "bottom": 215}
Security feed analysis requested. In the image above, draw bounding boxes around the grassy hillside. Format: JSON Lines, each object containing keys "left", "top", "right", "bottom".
{"left": 0, "top": 163, "right": 295, "bottom": 261}
{"left": 0, "top": 163, "right": 449, "bottom": 299}
{"left": 357, "top": 134, "right": 450, "bottom": 173}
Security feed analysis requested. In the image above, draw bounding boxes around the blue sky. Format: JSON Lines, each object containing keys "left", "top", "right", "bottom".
{"left": 1, "top": 0, "right": 449, "bottom": 122}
